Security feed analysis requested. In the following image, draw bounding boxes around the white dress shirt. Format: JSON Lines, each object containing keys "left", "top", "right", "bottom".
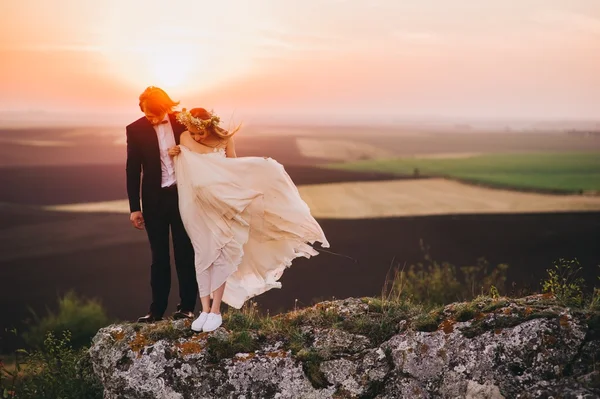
{"left": 154, "top": 115, "right": 177, "bottom": 188}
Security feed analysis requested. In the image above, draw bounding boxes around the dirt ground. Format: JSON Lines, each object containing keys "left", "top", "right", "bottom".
{"left": 38, "top": 177, "right": 600, "bottom": 217}
{"left": 297, "top": 179, "right": 600, "bottom": 219}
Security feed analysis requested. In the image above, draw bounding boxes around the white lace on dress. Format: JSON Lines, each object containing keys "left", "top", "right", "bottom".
{"left": 200, "top": 147, "right": 226, "bottom": 157}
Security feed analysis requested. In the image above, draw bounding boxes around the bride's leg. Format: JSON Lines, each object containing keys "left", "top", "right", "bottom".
{"left": 197, "top": 266, "right": 212, "bottom": 313}
{"left": 202, "top": 281, "right": 225, "bottom": 332}
{"left": 203, "top": 253, "right": 228, "bottom": 331}
{"left": 200, "top": 296, "right": 211, "bottom": 313}
{"left": 192, "top": 266, "right": 212, "bottom": 332}
{"left": 210, "top": 282, "right": 226, "bottom": 315}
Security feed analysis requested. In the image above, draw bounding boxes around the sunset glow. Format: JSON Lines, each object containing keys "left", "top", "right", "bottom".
{"left": 93, "top": 2, "right": 263, "bottom": 93}
{"left": 0, "top": 0, "right": 599, "bottom": 122}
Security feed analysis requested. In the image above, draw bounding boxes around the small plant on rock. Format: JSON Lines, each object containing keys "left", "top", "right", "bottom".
{"left": 541, "top": 258, "right": 585, "bottom": 307}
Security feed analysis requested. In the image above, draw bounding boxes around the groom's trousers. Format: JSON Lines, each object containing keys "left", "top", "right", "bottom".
{"left": 143, "top": 186, "right": 198, "bottom": 317}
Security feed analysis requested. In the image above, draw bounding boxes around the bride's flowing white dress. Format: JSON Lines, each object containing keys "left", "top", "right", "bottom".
{"left": 174, "top": 146, "right": 329, "bottom": 309}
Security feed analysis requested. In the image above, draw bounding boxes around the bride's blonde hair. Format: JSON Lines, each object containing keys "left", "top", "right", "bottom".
{"left": 177, "top": 108, "right": 240, "bottom": 139}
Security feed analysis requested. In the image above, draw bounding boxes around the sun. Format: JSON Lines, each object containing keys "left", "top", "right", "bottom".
{"left": 96, "top": 5, "right": 210, "bottom": 93}
{"left": 144, "top": 48, "right": 199, "bottom": 90}
{"left": 150, "top": 59, "right": 187, "bottom": 88}
{"left": 95, "top": 1, "right": 262, "bottom": 95}
{"left": 97, "top": 41, "right": 204, "bottom": 93}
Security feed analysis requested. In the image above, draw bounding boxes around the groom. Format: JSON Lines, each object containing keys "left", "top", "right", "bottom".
{"left": 126, "top": 86, "right": 198, "bottom": 323}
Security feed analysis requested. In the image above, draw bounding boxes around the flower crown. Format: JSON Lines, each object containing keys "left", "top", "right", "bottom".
{"left": 176, "top": 108, "right": 221, "bottom": 131}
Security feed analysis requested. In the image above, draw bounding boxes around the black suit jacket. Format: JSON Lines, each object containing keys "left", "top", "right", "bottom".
{"left": 126, "top": 113, "right": 186, "bottom": 213}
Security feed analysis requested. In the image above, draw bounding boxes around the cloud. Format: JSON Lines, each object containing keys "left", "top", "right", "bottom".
{"left": 533, "top": 10, "right": 600, "bottom": 35}
{"left": 0, "top": 43, "right": 100, "bottom": 52}
{"left": 256, "top": 29, "right": 342, "bottom": 51}
{"left": 391, "top": 31, "right": 443, "bottom": 44}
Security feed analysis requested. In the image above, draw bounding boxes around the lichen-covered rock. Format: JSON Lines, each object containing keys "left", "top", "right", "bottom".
{"left": 312, "top": 328, "right": 371, "bottom": 359}
{"left": 223, "top": 347, "right": 335, "bottom": 399}
{"left": 381, "top": 296, "right": 595, "bottom": 398}
{"left": 320, "top": 348, "right": 391, "bottom": 397}
{"left": 89, "top": 296, "right": 600, "bottom": 398}
{"left": 317, "top": 298, "right": 370, "bottom": 318}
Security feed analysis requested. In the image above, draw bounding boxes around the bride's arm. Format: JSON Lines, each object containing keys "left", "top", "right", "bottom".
{"left": 226, "top": 137, "right": 237, "bottom": 158}
{"left": 180, "top": 131, "right": 208, "bottom": 154}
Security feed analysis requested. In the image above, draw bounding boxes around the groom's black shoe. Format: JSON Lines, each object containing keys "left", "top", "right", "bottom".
{"left": 137, "top": 313, "right": 163, "bottom": 323}
{"left": 172, "top": 310, "right": 194, "bottom": 320}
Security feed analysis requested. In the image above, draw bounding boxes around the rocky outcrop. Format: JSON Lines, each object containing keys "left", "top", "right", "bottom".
{"left": 89, "top": 296, "right": 600, "bottom": 398}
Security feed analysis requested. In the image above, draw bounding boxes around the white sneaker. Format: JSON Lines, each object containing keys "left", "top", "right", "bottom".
{"left": 191, "top": 312, "right": 209, "bottom": 332}
{"left": 202, "top": 313, "right": 222, "bottom": 332}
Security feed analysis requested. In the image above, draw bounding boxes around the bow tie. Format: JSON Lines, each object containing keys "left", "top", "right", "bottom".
{"left": 153, "top": 120, "right": 169, "bottom": 126}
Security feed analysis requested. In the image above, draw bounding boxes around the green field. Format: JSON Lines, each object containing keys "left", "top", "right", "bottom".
{"left": 326, "top": 152, "right": 600, "bottom": 193}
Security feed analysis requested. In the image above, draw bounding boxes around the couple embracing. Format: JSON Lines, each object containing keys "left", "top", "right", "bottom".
{"left": 126, "top": 86, "right": 328, "bottom": 332}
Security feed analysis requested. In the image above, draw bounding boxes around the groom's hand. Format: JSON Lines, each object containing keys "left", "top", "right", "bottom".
{"left": 130, "top": 211, "right": 145, "bottom": 230}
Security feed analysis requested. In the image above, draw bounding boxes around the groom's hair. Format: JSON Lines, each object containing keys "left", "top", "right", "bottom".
{"left": 139, "top": 86, "right": 180, "bottom": 115}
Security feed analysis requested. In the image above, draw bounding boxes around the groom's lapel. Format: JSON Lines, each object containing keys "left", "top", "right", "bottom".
{"left": 141, "top": 118, "right": 160, "bottom": 158}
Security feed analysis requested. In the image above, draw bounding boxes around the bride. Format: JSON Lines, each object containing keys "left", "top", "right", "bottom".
{"left": 167, "top": 108, "right": 329, "bottom": 332}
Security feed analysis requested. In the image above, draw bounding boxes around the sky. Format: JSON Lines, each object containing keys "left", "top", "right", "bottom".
{"left": 0, "top": 0, "right": 599, "bottom": 124}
